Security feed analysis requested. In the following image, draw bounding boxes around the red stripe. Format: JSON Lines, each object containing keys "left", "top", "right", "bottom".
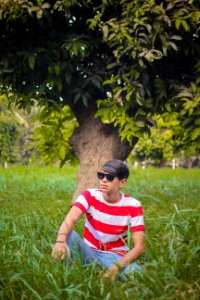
{"left": 80, "top": 190, "right": 144, "bottom": 218}
{"left": 84, "top": 227, "right": 128, "bottom": 251}
{"left": 86, "top": 212, "right": 128, "bottom": 234}
{"left": 90, "top": 197, "right": 143, "bottom": 217}
{"left": 72, "top": 202, "right": 86, "bottom": 213}
{"left": 81, "top": 190, "right": 93, "bottom": 206}
{"left": 131, "top": 225, "right": 145, "bottom": 232}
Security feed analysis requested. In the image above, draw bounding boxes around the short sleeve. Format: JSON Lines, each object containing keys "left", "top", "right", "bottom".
{"left": 71, "top": 190, "right": 92, "bottom": 213}
{"left": 130, "top": 201, "right": 145, "bottom": 232}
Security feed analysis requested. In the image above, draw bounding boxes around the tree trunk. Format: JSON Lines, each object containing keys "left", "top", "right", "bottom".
{"left": 69, "top": 115, "right": 136, "bottom": 201}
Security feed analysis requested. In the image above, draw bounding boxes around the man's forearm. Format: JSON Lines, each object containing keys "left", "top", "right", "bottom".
{"left": 117, "top": 246, "right": 144, "bottom": 268}
{"left": 108, "top": 244, "right": 145, "bottom": 276}
{"left": 56, "top": 218, "right": 73, "bottom": 243}
{"left": 103, "top": 245, "right": 144, "bottom": 280}
{"left": 55, "top": 206, "right": 83, "bottom": 243}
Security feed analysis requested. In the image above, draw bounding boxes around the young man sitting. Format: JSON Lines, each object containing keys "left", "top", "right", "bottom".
{"left": 52, "top": 159, "right": 145, "bottom": 280}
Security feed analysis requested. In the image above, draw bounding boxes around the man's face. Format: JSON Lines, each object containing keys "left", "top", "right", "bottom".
{"left": 97, "top": 171, "right": 126, "bottom": 195}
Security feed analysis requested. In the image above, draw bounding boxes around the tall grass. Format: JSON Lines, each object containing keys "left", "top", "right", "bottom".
{"left": 0, "top": 166, "right": 199, "bottom": 299}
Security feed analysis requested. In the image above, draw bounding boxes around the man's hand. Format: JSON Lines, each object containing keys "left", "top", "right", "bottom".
{"left": 103, "top": 264, "right": 119, "bottom": 281}
{"left": 52, "top": 242, "right": 71, "bottom": 260}
{"left": 51, "top": 206, "right": 83, "bottom": 260}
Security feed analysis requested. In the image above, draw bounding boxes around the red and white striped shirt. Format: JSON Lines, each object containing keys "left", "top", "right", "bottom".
{"left": 72, "top": 189, "right": 145, "bottom": 256}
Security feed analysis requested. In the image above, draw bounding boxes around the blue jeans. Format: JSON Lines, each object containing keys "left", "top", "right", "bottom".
{"left": 67, "top": 230, "right": 141, "bottom": 277}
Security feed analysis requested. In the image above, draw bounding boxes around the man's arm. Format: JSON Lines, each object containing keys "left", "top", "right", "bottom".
{"left": 52, "top": 206, "right": 83, "bottom": 260}
{"left": 103, "top": 231, "right": 145, "bottom": 279}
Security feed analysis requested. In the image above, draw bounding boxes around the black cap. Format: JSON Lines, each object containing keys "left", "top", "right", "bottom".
{"left": 102, "top": 159, "right": 129, "bottom": 179}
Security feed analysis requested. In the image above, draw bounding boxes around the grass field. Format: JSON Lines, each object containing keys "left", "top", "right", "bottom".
{"left": 0, "top": 166, "right": 200, "bottom": 300}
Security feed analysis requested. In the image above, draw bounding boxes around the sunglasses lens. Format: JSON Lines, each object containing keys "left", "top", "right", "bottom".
{"left": 106, "top": 174, "right": 115, "bottom": 181}
{"left": 97, "top": 172, "right": 115, "bottom": 182}
{"left": 97, "top": 172, "right": 104, "bottom": 180}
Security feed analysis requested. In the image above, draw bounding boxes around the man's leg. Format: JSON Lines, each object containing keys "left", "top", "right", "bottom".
{"left": 95, "top": 251, "right": 141, "bottom": 279}
{"left": 67, "top": 231, "right": 100, "bottom": 264}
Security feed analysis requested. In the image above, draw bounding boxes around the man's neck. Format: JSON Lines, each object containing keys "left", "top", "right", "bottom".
{"left": 102, "top": 191, "right": 122, "bottom": 203}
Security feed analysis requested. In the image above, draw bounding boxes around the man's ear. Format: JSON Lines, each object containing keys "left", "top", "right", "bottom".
{"left": 120, "top": 178, "right": 127, "bottom": 188}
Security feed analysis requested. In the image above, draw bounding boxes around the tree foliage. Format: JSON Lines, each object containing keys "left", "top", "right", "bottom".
{"left": 0, "top": 95, "right": 21, "bottom": 164}
{"left": 129, "top": 114, "right": 183, "bottom": 164}
{"left": 34, "top": 104, "right": 78, "bottom": 165}
{"left": 94, "top": 0, "right": 200, "bottom": 148}
{"left": 0, "top": 0, "right": 199, "bottom": 163}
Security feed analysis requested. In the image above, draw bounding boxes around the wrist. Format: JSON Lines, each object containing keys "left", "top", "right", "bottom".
{"left": 56, "top": 233, "right": 68, "bottom": 243}
{"left": 58, "top": 233, "right": 68, "bottom": 237}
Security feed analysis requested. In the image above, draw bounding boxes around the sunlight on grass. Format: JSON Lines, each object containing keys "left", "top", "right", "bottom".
{"left": 0, "top": 166, "right": 199, "bottom": 299}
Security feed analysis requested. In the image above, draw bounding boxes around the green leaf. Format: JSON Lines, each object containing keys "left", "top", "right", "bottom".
{"left": 195, "top": 118, "right": 200, "bottom": 125}
{"left": 191, "top": 128, "right": 200, "bottom": 141}
{"left": 136, "top": 98, "right": 143, "bottom": 106}
{"left": 171, "top": 35, "right": 182, "bottom": 41}
{"left": 135, "top": 120, "right": 145, "bottom": 128}
{"left": 175, "top": 19, "right": 189, "bottom": 31}
{"left": 191, "top": 82, "right": 196, "bottom": 93}
{"left": 180, "top": 109, "right": 187, "bottom": 116}
{"left": 28, "top": 55, "right": 35, "bottom": 70}
{"left": 54, "top": 64, "right": 60, "bottom": 76}
{"left": 59, "top": 144, "right": 66, "bottom": 160}
{"left": 102, "top": 25, "right": 109, "bottom": 39}
{"left": 169, "top": 41, "right": 178, "bottom": 51}
{"left": 82, "top": 95, "right": 88, "bottom": 107}
{"left": 165, "top": 103, "right": 171, "bottom": 112}
{"left": 41, "top": 3, "right": 51, "bottom": 9}
{"left": 189, "top": 108, "right": 193, "bottom": 116}
{"left": 73, "top": 93, "right": 81, "bottom": 104}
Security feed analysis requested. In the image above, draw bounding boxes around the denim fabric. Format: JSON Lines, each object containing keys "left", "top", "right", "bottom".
{"left": 67, "top": 230, "right": 141, "bottom": 276}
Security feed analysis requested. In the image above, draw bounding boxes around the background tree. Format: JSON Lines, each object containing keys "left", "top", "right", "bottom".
{"left": 0, "top": 0, "right": 199, "bottom": 198}
{"left": 129, "top": 114, "right": 181, "bottom": 166}
{"left": 0, "top": 91, "right": 39, "bottom": 165}
{"left": 128, "top": 113, "right": 200, "bottom": 167}
{"left": 0, "top": 94, "right": 21, "bottom": 166}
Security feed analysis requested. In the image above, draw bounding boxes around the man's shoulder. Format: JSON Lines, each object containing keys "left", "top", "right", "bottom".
{"left": 82, "top": 188, "right": 101, "bottom": 200}
{"left": 122, "top": 193, "right": 142, "bottom": 207}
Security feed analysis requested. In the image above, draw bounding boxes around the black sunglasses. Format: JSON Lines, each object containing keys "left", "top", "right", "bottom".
{"left": 97, "top": 172, "right": 116, "bottom": 182}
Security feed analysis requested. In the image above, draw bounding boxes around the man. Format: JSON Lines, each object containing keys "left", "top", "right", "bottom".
{"left": 52, "top": 159, "right": 145, "bottom": 280}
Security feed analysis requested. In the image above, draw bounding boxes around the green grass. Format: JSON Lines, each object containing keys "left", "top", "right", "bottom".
{"left": 0, "top": 166, "right": 200, "bottom": 299}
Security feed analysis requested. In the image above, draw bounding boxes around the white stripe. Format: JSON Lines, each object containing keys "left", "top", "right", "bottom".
{"left": 84, "top": 239, "right": 97, "bottom": 249}
{"left": 120, "top": 197, "right": 142, "bottom": 207}
{"left": 89, "top": 189, "right": 102, "bottom": 200}
{"left": 131, "top": 215, "right": 144, "bottom": 227}
{"left": 112, "top": 245, "right": 129, "bottom": 251}
{"left": 85, "top": 220, "right": 127, "bottom": 243}
{"left": 89, "top": 189, "right": 142, "bottom": 207}
{"left": 75, "top": 195, "right": 89, "bottom": 210}
{"left": 87, "top": 206, "right": 131, "bottom": 226}
{"left": 87, "top": 206, "right": 144, "bottom": 227}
